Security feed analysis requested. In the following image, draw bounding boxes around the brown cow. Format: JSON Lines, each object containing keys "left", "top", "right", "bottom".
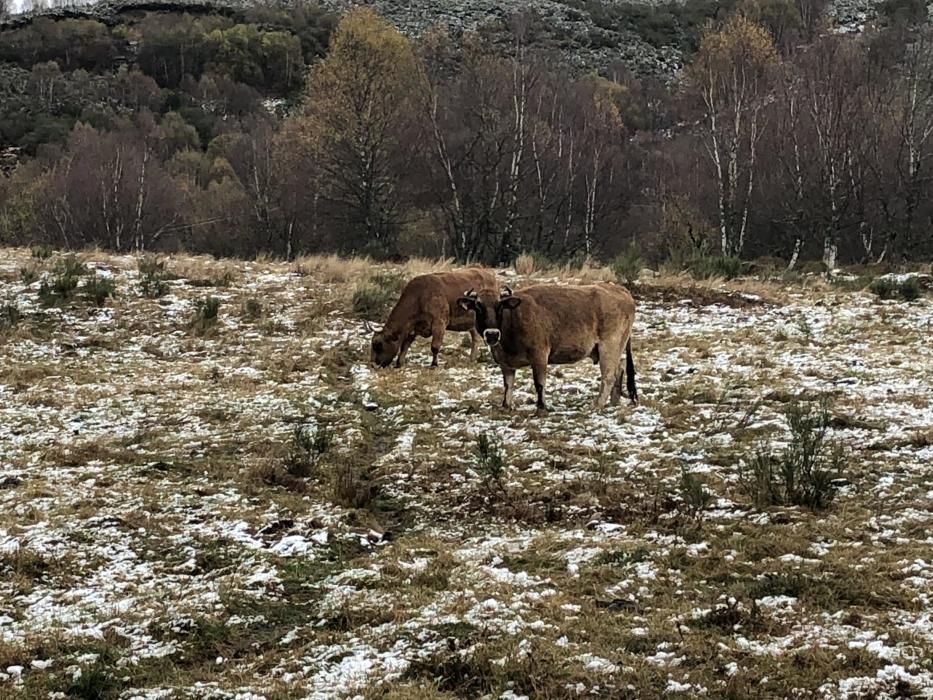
{"left": 458, "top": 282, "right": 638, "bottom": 411}
{"left": 368, "top": 268, "right": 500, "bottom": 368}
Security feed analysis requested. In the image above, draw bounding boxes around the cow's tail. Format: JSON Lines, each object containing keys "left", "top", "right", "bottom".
{"left": 625, "top": 336, "right": 638, "bottom": 405}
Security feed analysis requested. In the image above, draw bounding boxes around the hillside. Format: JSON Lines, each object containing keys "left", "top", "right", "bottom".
{"left": 317, "top": 0, "right": 896, "bottom": 77}
{"left": 1, "top": 248, "right": 932, "bottom": 697}
{"left": 2, "top": 0, "right": 915, "bottom": 80}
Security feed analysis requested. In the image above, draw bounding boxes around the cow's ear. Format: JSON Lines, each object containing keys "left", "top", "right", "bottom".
{"left": 457, "top": 297, "right": 475, "bottom": 311}
{"left": 499, "top": 297, "right": 522, "bottom": 310}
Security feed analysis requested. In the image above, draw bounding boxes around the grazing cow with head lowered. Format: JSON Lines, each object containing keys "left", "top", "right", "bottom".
{"left": 458, "top": 282, "right": 638, "bottom": 411}
{"left": 368, "top": 268, "right": 500, "bottom": 368}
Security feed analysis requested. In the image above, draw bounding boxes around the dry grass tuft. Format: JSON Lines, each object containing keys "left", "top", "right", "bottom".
{"left": 169, "top": 255, "right": 239, "bottom": 285}
{"left": 401, "top": 257, "right": 457, "bottom": 277}
{"left": 559, "top": 260, "right": 615, "bottom": 283}
{"left": 513, "top": 253, "right": 539, "bottom": 276}
{"left": 293, "top": 254, "right": 374, "bottom": 283}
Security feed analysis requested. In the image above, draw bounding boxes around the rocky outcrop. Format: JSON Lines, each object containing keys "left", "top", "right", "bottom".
{"left": 315, "top": 0, "right": 907, "bottom": 78}
{"left": 316, "top": 0, "right": 685, "bottom": 78}
{"left": 0, "top": 0, "right": 247, "bottom": 30}
{"left": 1, "top": 0, "right": 920, "bottom": 80}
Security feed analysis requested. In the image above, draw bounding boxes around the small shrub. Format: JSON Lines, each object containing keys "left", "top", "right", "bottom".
{"left": 744, "top": 572, "right": 807, "bottom": 601}
{"left": 474, "top": 432, "right": 507, "bottom": 495}
{"left": 869, "top": 276, "right": 921, "bottom": 302}
{"left": 352, "top": 283, "right": 391, "bottom": 319}
{"left": 678, "top": 467, "right": 712, "bottom": 522}
{"left": 241, "top": 297, "right": 264, "bottom": 320}
{"left": 284, "top": 421, "right": 334, "bottom": 477}
{"left": 189, "top": 268, "right": 236, "bottom": 288}
{"left": 747, "top": 256, "right": 786, "bottom": 280}
{"left": 330, "top": 461, "right": 378, "bottom": 509}
{"left": 611, "top": 244, "right": 645, "bottom": 285}
{"left": 739, "top": 399, "right": 845, "bottom": 510}
{"left": 514, "top": 250, "right": 554, "bottom": 276}
{"left": 293, "top": 254, "right": 373, "bottom": 283}
{"left": 352, "top": 271, "right": 404, "bottom": 320}
{"left": 190, "top": 296, "right": 220, "bottom": 334}
{"left": 868, "top": 278, "right": 897, "bottom": 299}
{"left": 691, "top": 255, "right": 743, "bottom": 280}
{"left": 80, "top": 275, "right": 116, "bottom": 306}
{"left": 693, "top": 598, "right": 761, "bottom": 632}
{"left": 1, "top": 298, "right": 22, "bottom": 330}
{"left": 19, "top": 265, "right": 39, "bottom": 286}
{"left": 213, "top": 269, "right": 236, "bottom": 287}
{"left": 30, "top": 245, "right": 53, "bottom": 260}
{"left": 138, "top": 255, "right": 172, "bottom": 298}
{"left": 251, "top": 462, "right": 307, "bottom": 493}
{"left": 795, "top": 316, "right": 813, "bottom": 341}
{"left": 514, "top": 252, "right": 538, "bottom": 275}
{"left": 556, "top": 250, "right": 589, "bottom": 271}
{"left": 0, "top": 547, "right": 49, "bottom": 579}
{"left": 38, "top": 254, "right": 87, "bottom": 306}
{"left": 60, "top": 661, "right": 119, "bottom": 700}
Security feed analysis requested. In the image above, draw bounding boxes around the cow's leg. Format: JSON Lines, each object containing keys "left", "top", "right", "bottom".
{"left": 501, "top": 366, "right": 516, "bottom": 409}
{"left": 596, "top": 339, "right": 623, "bottom": 409}
{"left": 469, "top": 328, "right": 481, "bottom": 360}
{"left": 429, "top": 322, "right": 446, "bottom": 368}
{"left": 395, "top": 333, "right": 416, "bottom": 368}
{"left": 532, "top": 354, "right": 549, "bottom": 413}
{"left": 611, "top": 362, "right": 624, "bottom": 406}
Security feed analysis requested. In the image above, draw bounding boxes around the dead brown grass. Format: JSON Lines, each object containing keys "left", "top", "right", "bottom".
{"left": 513, "top": 253, "right": 539, "bottom": 276}
{"left": 293, "top": 254, "right": 374, "bottom": 284}
{"left": 401, "top": 257, "right": 458, "bottom": 277}
{"left": 2, "top": 245, "right": 931, "bottom": 700}
{"left": 168, "top": 255, "right": 240, "bottom": 287}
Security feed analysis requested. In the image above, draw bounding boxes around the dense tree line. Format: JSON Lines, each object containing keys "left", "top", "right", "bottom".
{"left": 1, "top": 1, "right": 932, "bottom": 266}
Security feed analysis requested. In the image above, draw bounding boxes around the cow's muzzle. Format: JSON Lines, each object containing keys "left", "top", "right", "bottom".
{"left": 483, "top": 329, "right": 501, "bottom": 347}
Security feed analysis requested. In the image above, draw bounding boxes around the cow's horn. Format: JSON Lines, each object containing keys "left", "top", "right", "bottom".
{"left": 464, "top": 288, "right": 478, "bottom": 299}
{"left": 363, "top": 320, "right": 379, "bottom": 334}
{"left": 500, "top": 285, "right": 514, "bottom": 297}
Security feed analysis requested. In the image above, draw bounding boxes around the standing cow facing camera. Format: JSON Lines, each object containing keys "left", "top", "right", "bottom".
{"left": 367, "top": 268, "right": 500, "bottom": 368}
{"left": 458, "top": 282, "right": 638, "bottom": 412}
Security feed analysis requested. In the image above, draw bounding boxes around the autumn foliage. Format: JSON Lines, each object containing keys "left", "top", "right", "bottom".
{"left": 1, "top": 3, "right": 932, "bottom": 266}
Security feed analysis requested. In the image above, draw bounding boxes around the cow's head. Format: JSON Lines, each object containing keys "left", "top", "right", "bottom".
{"left": 365, "top": 321, "right": 399, "bottom": 367}
{"left": 457, "top": 286, "right": 521, "bottom": 348}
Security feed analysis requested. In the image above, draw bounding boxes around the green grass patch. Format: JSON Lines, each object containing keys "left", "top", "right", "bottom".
{"left": 352, "top": 271, "right": 405, "bottom": 320}
{"left": 690, "top": 255, "right": 743, "bottom": 280}
{"left": 869, "top": 276, "right": 922, "bottom": 301}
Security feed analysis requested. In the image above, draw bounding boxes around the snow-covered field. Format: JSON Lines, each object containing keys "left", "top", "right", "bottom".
{"left": 1, "top": 248, "right": 932, "bottom": 699}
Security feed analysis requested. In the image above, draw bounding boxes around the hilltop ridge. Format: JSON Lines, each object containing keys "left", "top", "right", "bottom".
{"left": 2, "top": 0, "right": 915, "bottom": 79}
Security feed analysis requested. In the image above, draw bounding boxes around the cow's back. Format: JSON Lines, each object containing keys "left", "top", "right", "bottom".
{"left": 392, "top": 267, "right": 498, "bottom": 332}
{"left": 504, "top": 283, "right": 633, "bottom": 361}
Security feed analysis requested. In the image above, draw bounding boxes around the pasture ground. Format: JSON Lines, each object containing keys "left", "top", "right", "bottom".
{"left": 1, "top": 247, "right": 932, "bottom": 699}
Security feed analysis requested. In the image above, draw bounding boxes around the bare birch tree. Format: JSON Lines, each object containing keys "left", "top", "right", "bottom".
{"left": 689, "top": 15, "right": 779, "bottom": 258}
